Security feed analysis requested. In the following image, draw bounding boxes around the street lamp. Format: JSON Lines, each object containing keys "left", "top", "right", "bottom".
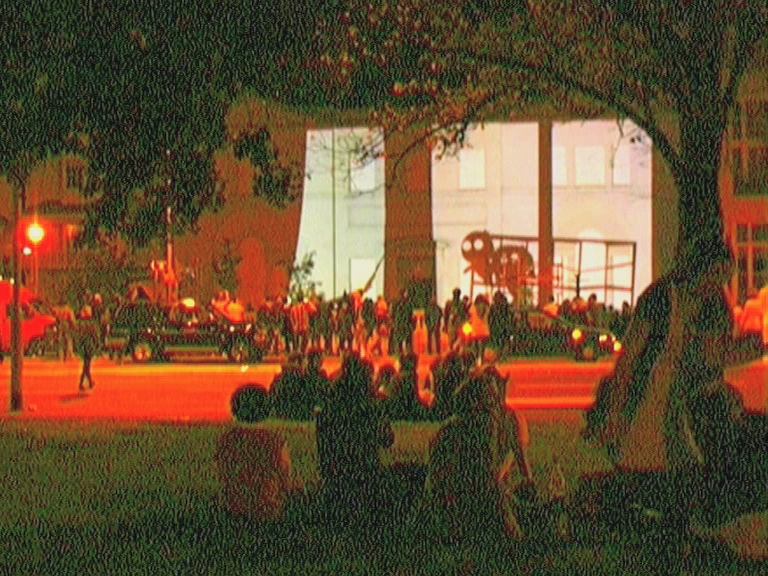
{"left": 26, "top": 221, "right": 44, "bottom": 294}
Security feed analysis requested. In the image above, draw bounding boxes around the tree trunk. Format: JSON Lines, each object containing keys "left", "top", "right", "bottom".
{"left": 674, "top": 108, "right": 727, "bottom": 264}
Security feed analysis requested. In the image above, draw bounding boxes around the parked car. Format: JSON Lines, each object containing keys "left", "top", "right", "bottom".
{"left": 512, "top": 309, "right": 622, "bottom": 361}
{"left": 0, "top": 281, "right": 58, "bottom": 355}
{"left": 105, "top": 298, "right": 266, "bottom": 363}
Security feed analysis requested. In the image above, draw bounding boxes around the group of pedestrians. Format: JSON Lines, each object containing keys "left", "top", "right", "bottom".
{"left": 253, "top": 285, "right": 635, "bottom": 366}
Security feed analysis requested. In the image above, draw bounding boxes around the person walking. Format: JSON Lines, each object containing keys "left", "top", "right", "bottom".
{"left": 75, "top": 305, "right": 101, "bottom": 392}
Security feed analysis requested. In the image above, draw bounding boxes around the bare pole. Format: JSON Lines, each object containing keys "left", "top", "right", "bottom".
{"left": 331, "top": 129, "right": 337, "bottom": 298}
{"left": 10, "top": 184, "right": 24, "bottom": 412}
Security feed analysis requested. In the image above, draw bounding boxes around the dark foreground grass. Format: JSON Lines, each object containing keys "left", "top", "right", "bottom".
{"left": 0, "top": 417, "right": 762, "bottom": 575}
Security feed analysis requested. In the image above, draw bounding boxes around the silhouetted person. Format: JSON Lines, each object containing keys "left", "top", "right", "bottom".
{"left": 430, "top": 351, "right": 469, "bottom": 422}
{"left": 488, "top": 291, "right": 512, "bottom": 356}
{"left": 421, "top": 366, "right": 533, "bottom": 544}
{"left": 375, "top": 363, "right": 398, "bottom": 401}
{"left": 392, "top": 292, "right": 411, "bottom": 356}
{"left": 425, "top": 297, "right": 442, "bottom": 355}
{"left": 215, "top": 427, "right": 303, "bottom": 522}
{"left": 338, "top": 298, "right": 354, "bottom": 354}
{"left": 272, "top": 353, "right": 313, "bottom": 420}
{"left": 382, "top": 353, "right": 423, "bottom": 421}
{"left": 315, "top": 353, "right": 394, "bottom": 527}
{"left": 75, "top": 306, "right": 101, "bottom": 392}
{"left": 304, "top": 348, "right": 333, "bottom": 413}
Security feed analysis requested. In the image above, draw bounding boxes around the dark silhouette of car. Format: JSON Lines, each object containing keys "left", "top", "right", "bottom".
{"left": 512, "top": 310, "right": 622, "bottom": 361}
{"left": 105, "top": 299, "right": 266, "bottom": 363}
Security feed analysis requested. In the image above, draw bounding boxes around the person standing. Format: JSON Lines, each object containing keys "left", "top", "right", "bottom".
{"left": 74, "top": 306, "right": 101, "bottom": 392}
{"left": 392, "top": 290, "right": 411, "bottom": 356}
{"left": 488, "top": 291, "right": 512, "bottom": 356}
{"left": 425, "top": 297, "right": 442, "bottom": 356}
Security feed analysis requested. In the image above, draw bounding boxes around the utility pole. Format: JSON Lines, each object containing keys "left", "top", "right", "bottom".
{"left": 331, "top": 129, "right": 337, "bottom": 298}
{"left": 164, "top": 149, "right": 175, "bottom": 305}
{"left": 10, "top": 185, "right": 24, "bottom": 412}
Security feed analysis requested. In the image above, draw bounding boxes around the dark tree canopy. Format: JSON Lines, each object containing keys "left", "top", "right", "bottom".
{"left": 315, "top": 0, "right": 768, "bottom": 258}
{"left": 0, "top": 0, "right": 338, "bottom": 247}
{"left": 3, "top": 0, "right": 766, "bottom": 259}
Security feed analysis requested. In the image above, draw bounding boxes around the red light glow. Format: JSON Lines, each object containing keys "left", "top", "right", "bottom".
{"left": 27, "top": 222, "right": 45, "bottom": 244}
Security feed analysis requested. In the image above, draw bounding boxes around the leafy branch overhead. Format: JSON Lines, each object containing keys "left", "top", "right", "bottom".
{"left": 315, "top": 0, "right": 767, "bottom": 251}
{"left": 233, "top": 128, "right": 301, "bottom": 209}
{"left": 288, "top": 252, "right": 319, "bottom": 302}
{"left": 0, "top": 0, "right": 329, "bottom": 248}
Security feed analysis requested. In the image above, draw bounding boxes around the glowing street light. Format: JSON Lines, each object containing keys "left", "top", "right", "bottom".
{"left": 26, "top": 221, "right": 45, "bottom": 294}
{"left": 27, "top": 222, "right": 45, "bottom": 245}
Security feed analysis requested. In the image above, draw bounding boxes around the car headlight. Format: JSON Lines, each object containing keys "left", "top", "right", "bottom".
{"left": 614, "top": 341, "right": 623, "bottom": 353}
{"left": 599, "top": 334, "right": 608, "bottom": 343}
{"left": 571, "top": 328, "right": 583, "bottom": 342}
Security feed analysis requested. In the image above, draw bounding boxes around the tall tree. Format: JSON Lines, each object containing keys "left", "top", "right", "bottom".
{"left": 64, "top": 1, "right": 229, "bottom": 247}
{"left": 0, "top": 0, "right": 80, "bottom": 410}
{"left": 315, "top": 0, "right": 768, "bottom": 259}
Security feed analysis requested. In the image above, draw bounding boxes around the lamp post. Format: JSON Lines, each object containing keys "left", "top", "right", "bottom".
{"left": 164, "top": 149, "right": 176, "bottom": 305}
{"left": 27, "top": 221, "right": 44, "bottom": 294}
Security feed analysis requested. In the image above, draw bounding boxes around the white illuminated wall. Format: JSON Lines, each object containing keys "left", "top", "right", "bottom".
{"left": 296, "top": 128, "right": 386, "bottom": 300}
{"left": 431, "top": 120, "right": 652, "bottom": 307}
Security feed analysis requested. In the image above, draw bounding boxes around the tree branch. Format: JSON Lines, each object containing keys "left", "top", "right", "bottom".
{"left": 455, "top": 48, "right": 683, "bottom": 181}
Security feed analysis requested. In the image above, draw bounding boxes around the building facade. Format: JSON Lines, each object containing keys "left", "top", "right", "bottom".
{"left": 2, "top": 70, "right": 766, "bottom": 310}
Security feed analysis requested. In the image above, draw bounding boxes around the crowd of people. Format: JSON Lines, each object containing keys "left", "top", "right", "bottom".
{"left": 220, "top": 238, "right": 766, "bottom": 555}
{"left": 226, "top": 348, "right": 537, "bottom": 544}
{"left": 247, "top": 286, "right": 634, "bottom": 361}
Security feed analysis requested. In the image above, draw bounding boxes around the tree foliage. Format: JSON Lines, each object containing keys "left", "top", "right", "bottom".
{"left": 316, "top": 0, "right": 768, "bottom": 253}
{"left": 288, "top": 252, "right": 319, "bottom": 302}
{"left": 0, "top": 1, "right": 77, "bottom": 195}
{"left": 212, "top": 238, "right": 242, "bottom": 296}
{"left": 1, "top": 0, "right": 336, "bottom": 248}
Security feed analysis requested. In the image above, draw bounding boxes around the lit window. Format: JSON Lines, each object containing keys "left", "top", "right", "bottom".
{"left": 737, "top": 224, "right": 749, "bottom": 243}
{"left": 553, "top": 146, "right": 567, "bottom": 186}
{"left": 574, "top": 146, "right": 605, "bottom": 186}
{"left": 753, "top": 224, "right": 768, "bottom": 243}
{"left": 731, "top": 100, "right": 768, "bottom": 196}
{"left": 743, "top": 101, "right": 768, "bottom": 141}
{"left": 732, "top": 147, "right": 768, "bottom": 196}
{"left": 612, "top": 145, "right": 631, "bottom": 186}
{"left": 459, "top": 148, "right": 486, "bottom": 190}
{"left": 350, "top": 155, "right": 376, "bottom": 193}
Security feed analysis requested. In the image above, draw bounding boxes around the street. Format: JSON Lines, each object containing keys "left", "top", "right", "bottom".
{"left": 0, "top": 355, "right": 765, "bottom": 421}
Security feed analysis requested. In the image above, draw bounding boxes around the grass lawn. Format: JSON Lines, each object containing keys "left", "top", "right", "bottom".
{"left": 0, "top": 415, "right": 762, "bottom": 575}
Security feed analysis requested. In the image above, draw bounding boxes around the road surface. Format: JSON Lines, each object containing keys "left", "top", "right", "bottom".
{"left": 0, "top": 355, "right": 765, "bottom": 421}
